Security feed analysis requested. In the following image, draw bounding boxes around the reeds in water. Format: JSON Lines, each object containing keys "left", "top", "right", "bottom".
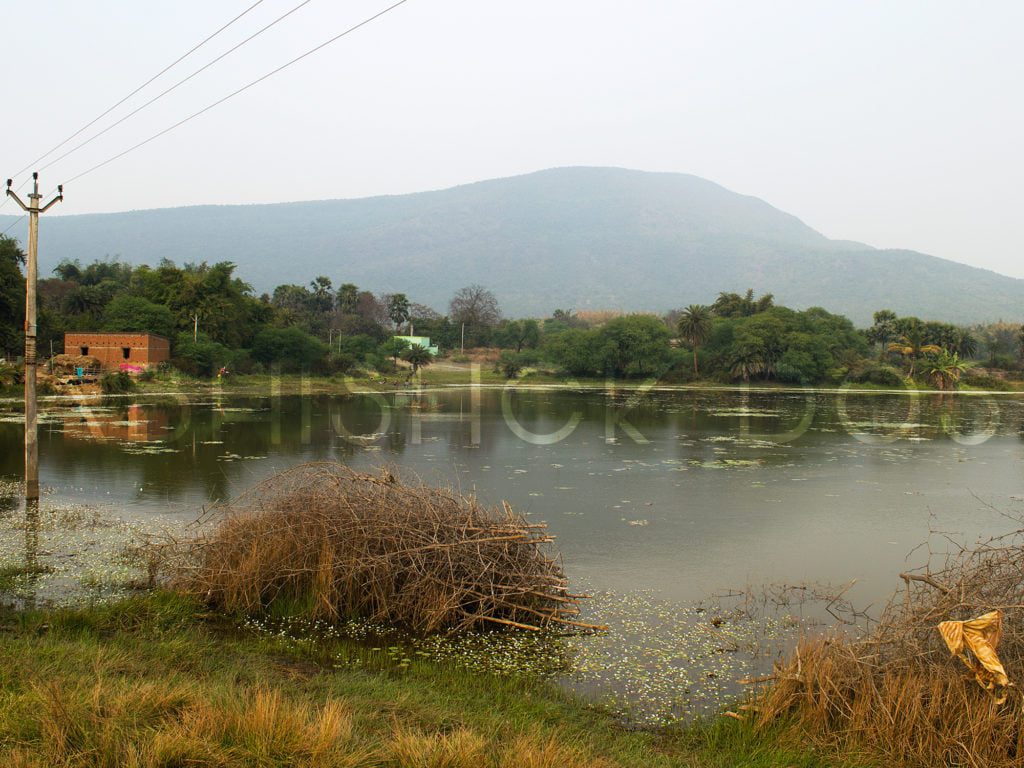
{"left": 755, "top": 524, "right": 1024, "bottom": 766}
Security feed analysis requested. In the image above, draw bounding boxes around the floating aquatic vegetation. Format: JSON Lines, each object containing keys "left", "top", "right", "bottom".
{"left": 235, "top": 582, "right": 808, "bottom": 727}
{"left": 119, "top": 444, "right": 180, "bottom": 455}
{"left": 0, "top": 496, "right": 190, "bottom": 608}
{"left": 688, "top": 458, "right": 762, "bottom": 469}
{"left": 565, "top": 590, "right": 806, "bottom": 725}
{"left": 705, "top": 409, "right": 784, "bottom": 418}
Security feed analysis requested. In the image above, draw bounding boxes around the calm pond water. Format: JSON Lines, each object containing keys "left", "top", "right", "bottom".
{"left": 1, "top": 385, "right": 1022, "bottom": 721}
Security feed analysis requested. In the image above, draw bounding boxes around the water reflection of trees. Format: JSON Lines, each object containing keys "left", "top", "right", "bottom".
{"left": 2, "top": 391, "right": 1023, "bottom": 512}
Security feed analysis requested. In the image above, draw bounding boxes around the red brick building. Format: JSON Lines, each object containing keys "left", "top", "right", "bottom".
{"left": 64, "top": 332, "right": 170, "bottom": 370}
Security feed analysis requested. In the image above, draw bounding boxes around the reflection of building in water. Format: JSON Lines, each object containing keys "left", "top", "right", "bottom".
{"left": 62, "top": 405, "right": 168, "bottom": 442}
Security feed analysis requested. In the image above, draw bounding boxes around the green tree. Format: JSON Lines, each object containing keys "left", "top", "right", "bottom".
{"left": 386, "top": 293, "right": 411, "bottom": 331}
{"left": 867, "top": 310, "right": 898, "bottom": 358}
{"left": 402, "top": 344, "right": 433, "bottom": 375}
{"left": 495, "top": 319, "right": 540, "bottom": 352}
{"left": 0, "top": 235, "right": 26, "bottom": 357}
{"left": 309, "top": 276, "right": 334, "bottom": 314}
{"left": 729, "top": 345, "right": 764, "bottom": 382}
{"left": 62, "top": 284, "right": 108, "bottom": 319}
{"left": 676, "top": 305, "right": 712, "bottom": 376}
{"left": 336, "top": 283, "right": 359, "bottom": 314}
{"left": 923, "top": 350, "right": 968, "bottom": 391}
{"left": 252, "top": 326, "right": 328, "bottom": 372}
{"left": 380, "top": 336, "right": 410, "bottom": 363}
{"left": 712, "top": 289, "right": 773, "bottom": 318}
{"left": 541, "top": 328, "right": 596, "bottom": 377}
{"left": 102, "top": 295, "right": 175, "bottom": 338}
{"left": 171, "top": 332, "right": 233, "bottom": 377}
{"left": 593, "top": 315, "right": 673, "bottom": 378}
{"left": 496, "top": 350, "right": 527, "bottom": 378}
{"left": 887, "top": 319, "right": 941, "bottom": 377}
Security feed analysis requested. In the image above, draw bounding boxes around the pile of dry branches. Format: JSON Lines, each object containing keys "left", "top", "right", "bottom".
{"left": 173, "top": 463, "right": 595, "bottom": 634}
{"left": 755, "top": 525, "right": 1024, "bottom": 767}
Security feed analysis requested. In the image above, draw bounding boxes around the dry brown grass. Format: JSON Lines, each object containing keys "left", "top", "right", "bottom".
{"left": 8, "top": 680, "right": 368, "bottom": 768}
{"left": 172, "top": 463, "right": 594, "bottom": 633}
{"left": 4, "top": 676, "right": 614, "bottom": 768}
{"left": 755, "top": 525, "right": 1024, "bottom": 767}
{"left": 385, "top": 727, "right": 612, "bottom": 768}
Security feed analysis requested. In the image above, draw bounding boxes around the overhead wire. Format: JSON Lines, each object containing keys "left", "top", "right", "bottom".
{"left": 34, "top": 0, "right": 317, "bottom": 178}
{"left": 9, "top": 0, "right": 269, "bottom": 182}
{"left": 63, "top": 0, "right": 411, "bottom": 187}
{"left": 1, "top": 216, "right": 26, "bottom": 237}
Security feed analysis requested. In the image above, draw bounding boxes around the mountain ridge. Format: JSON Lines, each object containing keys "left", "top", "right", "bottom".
{"left": 1, "top": 166, "right": 1020, "bottom": 325}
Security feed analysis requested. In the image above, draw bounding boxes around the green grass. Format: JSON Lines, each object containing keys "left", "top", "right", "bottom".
{"left": 0, "top": 592, "right": 870, "bottom": 767}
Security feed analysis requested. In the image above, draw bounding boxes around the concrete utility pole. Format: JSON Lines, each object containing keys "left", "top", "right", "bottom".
{"left": 6, "top": 174, "right": 63, "bottom": 501}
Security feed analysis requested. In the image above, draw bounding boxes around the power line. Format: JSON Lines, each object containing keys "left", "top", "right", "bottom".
{"left": 9, "top": 0, "right": 269, "bottom": 181}
{"left": 1, "top": 215, "right": 26, "bottom": 237}
{"left": 36, "top": 0, "right": 316, "bottom": 178}
{"left": 64, "top": 0, "right": 411, "bottom": 187}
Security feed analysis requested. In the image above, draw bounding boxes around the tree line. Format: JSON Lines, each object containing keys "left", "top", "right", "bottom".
{"left": 1, "top": 237, "right": 1022, "bottom": 389}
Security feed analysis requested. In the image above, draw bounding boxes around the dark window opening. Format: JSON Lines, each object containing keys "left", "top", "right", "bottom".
{"left": 122, "top": 347, "right": 131, "bottom": 360}
{"left": 80, "top": 346, "right": 89, "bottom": 356}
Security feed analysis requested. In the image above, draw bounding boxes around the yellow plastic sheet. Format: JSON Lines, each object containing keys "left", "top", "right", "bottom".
{"left": 938, "top": 609, "right": 1012, "bottom": 704}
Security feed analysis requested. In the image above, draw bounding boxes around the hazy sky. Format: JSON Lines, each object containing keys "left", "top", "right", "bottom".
{"left": 3, "top": 1, "right": 1022, "bottom": 277}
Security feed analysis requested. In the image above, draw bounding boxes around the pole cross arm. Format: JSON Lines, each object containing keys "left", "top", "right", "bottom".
{"left": 39, "top": 189, "right": 64, "bottom": 213}
{"left": 5, "top": 180, "right": 29, "bottom": 212}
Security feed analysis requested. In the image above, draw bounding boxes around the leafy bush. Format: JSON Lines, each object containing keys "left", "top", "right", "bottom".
{"left": 371, "top": 355, "right": 397, "bottom": 375}
{"left": 854, "top": 365, "right": 905, "bottom": 388}
{"left": 987, "top": 353, "right": 1020, "bottom": 371}
{"left": 337, "top": 334, "right": 379, "bottom": 360}
{"left": 172, "top": 333, "right": 233, "bottom": 378}
{"left": 251, "top": 327, "right": 328, "bottom": 373}
{"left": 496, "top": 351, "right": 525, "bottom": 379}
{"left": 962, "top": 370, "right": 1014, "bottom": 391}
{"left": 0, "top": 363, "right": 20, "bottom": 391}
{"left": 100, "top": 371, "right": 136, "bottom": 394}
{"left": 326, "top": 352, "right": 357, "bottom": 375}
{"left": 225, "top": 349, "right": 256, "bottom": 375}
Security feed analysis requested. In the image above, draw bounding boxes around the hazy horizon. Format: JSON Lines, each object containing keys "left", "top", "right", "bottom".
{"left": 3, "top": 1, "right": 1022, "bottom": 278}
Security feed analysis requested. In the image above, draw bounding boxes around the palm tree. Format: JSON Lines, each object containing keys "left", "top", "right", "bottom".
{"left": 952, "top": 329, "right": 979, "bottom": 360}
{"left": 402, "top": 344, "right": 433, "bottom": 375}
{"left": 677, "top": 305, "right": 713, "bottom": 376}
{"left": 729, "top": 348, "right": 764, "bottom": 382}
{"left": 887, "top": 321, "right": 941, "bottom": 378}
{"left": 924, "top": 350, "right": 968, "bottom": 391}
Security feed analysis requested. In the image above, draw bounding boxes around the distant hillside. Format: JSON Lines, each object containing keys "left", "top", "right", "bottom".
{"left": 2, "top": 167, "right": 1021, "bottom": 325}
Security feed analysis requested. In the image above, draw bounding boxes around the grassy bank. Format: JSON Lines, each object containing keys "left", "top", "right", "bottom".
{"left": 0, "top": 591, "right": 868, "bottom": 767}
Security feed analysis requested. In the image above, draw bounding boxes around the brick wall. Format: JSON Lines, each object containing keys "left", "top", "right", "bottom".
{"left": 64, "top": 333, "right": 170, "bottom": 368}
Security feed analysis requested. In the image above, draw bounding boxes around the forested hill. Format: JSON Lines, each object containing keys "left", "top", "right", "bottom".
{"left": 2, "top": 166, "right": 1021, "bottom": 325}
